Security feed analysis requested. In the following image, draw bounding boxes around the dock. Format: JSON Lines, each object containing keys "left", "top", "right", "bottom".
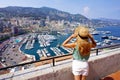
{"left": 50, "top": 47, "right": 65, "bottom": 56}
{"left": 36, "top": 48, "right": 51, "bottom": 59}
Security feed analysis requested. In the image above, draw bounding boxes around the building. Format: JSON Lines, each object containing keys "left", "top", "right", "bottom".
{"left": 40, "top": 19, "right": 46, "bottom": 27}
{"left": 0, "top": 22, "right": 4, "bottom": 32}
{"left": 11, "top": 26, "right": 18, "bottom": 35}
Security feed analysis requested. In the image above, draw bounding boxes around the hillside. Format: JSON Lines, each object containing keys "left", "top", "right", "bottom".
{"left": 0, "top": 6, "right": 90, "bottom": 23}
{"left": 0, "top": 6, "right": 120, "bottom": 27}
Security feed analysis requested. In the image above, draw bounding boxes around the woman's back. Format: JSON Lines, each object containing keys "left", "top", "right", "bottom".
{"left": 62, "top": 26, "right": 96, "bottom": 80}
{"left": 73, "top": 26, "right": 96, "bottom": 60}
{"left": 78, "top": 41, "right": 91, "bottom": 56}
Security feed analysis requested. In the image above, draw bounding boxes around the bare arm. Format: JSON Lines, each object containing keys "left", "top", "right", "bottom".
{"left": 88, "top": 34, "right": 96, "bottom": 48}
{"left": 62, "top": 34, "right": 77, "bottom": 48}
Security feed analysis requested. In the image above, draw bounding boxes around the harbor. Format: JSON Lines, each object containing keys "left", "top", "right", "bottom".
{"left": 1, "top": 26, "right": 119, "bottom": 62}
{"left": 0, "top": 26, "right": 120, "bottom": 70}
{"left": 20, "top": 33, "right": 70, "bottom": 60}
{"left": 18, "top": 26, "right": 120, "bottom": 61}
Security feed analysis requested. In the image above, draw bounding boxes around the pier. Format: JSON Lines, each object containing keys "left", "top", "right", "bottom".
{"left": 50, "top": 47, "right": 65, "bottom": 56}
{"left": 25, "top": 34, "right": 35, "bottom": 50}
{"left": 37, "top": 34, "right": 56, "bottom": 47}
{"left": 37, "top": 48, "right": 50, "bottom": 59}
{"left": 61, "top": 46, "right": 73, "bottom": 53}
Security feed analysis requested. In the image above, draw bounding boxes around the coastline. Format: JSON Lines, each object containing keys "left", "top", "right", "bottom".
{"left": 0, "top": 26, "right": 120, "bottom": 68}
{"left": 19, "top": 44, "right": 36, "bottom": 61}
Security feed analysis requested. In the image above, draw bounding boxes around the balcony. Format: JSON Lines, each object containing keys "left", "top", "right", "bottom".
{"left": 0, "top": 44, "right": 120, "bottom": 80}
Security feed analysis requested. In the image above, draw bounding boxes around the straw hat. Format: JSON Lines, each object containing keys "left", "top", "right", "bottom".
{"left": 75, "top": 26, "right": 89, "bottom": 37}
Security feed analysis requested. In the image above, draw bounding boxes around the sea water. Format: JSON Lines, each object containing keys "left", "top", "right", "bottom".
{"left": 20, "top": 26, "right": 120, "bottom": 60}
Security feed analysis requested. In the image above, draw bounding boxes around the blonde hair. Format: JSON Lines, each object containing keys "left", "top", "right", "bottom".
{"left": 75, "top": 26, "right": 91, "bottom": 56}
{"left": 77, "top": 39, "right": 91, "bottom": 56}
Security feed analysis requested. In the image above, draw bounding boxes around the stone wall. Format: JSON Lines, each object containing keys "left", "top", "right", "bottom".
{"left": 29, "top": 48, "right": 120, "bottom": 80}
{"left": 0, "top": 48, "right": 120, "bottom": 80}
{"left": 87, "top": 51, "right": 120, "bottom": 80}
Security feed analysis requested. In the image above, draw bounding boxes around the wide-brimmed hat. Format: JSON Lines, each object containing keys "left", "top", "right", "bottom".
{"left": 74, "top": 26, "right": 89, "bottom": 37}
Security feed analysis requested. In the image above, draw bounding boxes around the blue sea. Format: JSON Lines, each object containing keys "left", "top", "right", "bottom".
{"left": 20, "top": 26, "right": 120, "bottom": 60}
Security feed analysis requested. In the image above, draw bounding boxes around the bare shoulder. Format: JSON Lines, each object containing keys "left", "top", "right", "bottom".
{"left": 63, "top": 42, "right": 76, "bottom": 48}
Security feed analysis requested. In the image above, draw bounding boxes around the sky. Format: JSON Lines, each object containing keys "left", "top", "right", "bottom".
{"left": 0, "top": 0, "right": 120, "bottom": 19}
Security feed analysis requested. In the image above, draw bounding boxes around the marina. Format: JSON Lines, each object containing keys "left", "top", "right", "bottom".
{"left": 60, "top": 46, "right": 73, "bottom": 53}
{"left": 37, "top": 34, "right": 57, "bottom": 47}
{"left": 0, "top": 26, "right": 120, "bottom": 68}
{"left": 50, "top": 47, "right": 65, "bottom": 56}
{"left": 18, "top": 26, "right": 120, "bottom": 60}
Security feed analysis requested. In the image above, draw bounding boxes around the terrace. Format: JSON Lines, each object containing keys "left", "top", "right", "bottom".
{"left": 0, "top": 44, "right": 120, "bottom": 80}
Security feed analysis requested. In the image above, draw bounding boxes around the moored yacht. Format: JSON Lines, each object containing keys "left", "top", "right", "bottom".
{"left": 101, "top": 36, "right": 109, "bottom": 39}
{"left": 109, "top": 36, "right": 118, "bottom": 40}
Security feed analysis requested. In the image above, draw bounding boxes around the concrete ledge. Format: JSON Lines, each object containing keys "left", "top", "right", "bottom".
{"left": 87, "top": 48, "right": 120, "bottom": 80}
{"left": 0, "top": 48, "right": 120, "bottom": 80}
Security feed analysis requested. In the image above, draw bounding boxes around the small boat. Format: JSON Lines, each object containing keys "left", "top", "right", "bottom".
{"left": 109, "top": 36, "right": 117, "bottom": 40}
{"left": 103, "top": 39, "right": 112, "bottom": 44}
{"left": 101, "top": 36, "right": 109, "bottom": 39}
{"left": 91, "top": 31, "right": 99, "bottom": 35}
{"left": 57, "top": 43, "right": 61, "bottom": 48}
{"left": 101, "top": 43, "right": 108, "bottom": 46}
{"left": 46, "top": 53, "right": 51, "bottom": 57}
{"left": 117, "top": 37, "right": 120, "bottom": 40}
{"left": 102, "top": 31, "right": 111, "bottom": 34}
{"left": 97, "top": 42, "right": 102, "bottom": 46}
